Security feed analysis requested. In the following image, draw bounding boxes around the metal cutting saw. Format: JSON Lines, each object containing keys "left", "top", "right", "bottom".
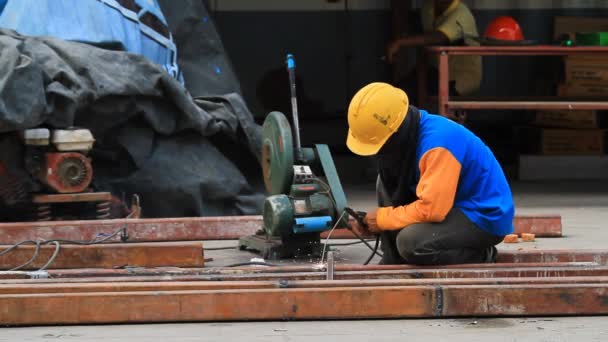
{"left": 239, "top": 54, "right": 349, "bottom": 259}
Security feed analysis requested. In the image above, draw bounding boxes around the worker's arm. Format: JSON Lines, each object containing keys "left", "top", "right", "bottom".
{"left": 376, "top": 147, "right": 462, "bottom": 230}
{"left": 387, "top": 31, "right": 449, "bottom": 62}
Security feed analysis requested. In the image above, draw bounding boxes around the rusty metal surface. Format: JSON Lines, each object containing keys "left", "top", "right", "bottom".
{"left": 513, "top": 215, "right": 562, "bottom": 237}
{"left": 438, "top": 51, "right": 450, "bottom": 116}
{"left": 2, "top": 276, "right": 608, "bottom": 295}
{"left": 0, "top": 214, "right": 561, "bottom": 244}
{"left": 0, "top": 216, "right": 263, "bottom": 243}
{"left": 1, "top": 265, "right": 607, "bottom": 284}
{"left": 498, "top": 249, "right": 608, "bottom": 265}
{"left": 0, "top": 242, "right": 204, "bottom": 270}
{"left": 32, "top": 192, "right": 112, "bottom": 204}
{"left": 1, "top": 283, "right": 606, "bottom": 325}
{"left": 324, "top": 215, "right": 562, "bottom": 239}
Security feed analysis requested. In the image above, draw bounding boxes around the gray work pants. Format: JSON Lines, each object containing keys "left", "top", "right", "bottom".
{"left": 376, "top": 177, "right": 504, "bottom": 265}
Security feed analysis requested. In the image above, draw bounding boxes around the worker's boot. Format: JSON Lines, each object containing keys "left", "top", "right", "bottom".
{"left": 485, "top": 246, "right": 498, "bottom": 263}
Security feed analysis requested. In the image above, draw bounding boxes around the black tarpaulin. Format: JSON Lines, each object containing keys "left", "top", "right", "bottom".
{"left": 0, "top": 28, "right": 264, "bottom": 218}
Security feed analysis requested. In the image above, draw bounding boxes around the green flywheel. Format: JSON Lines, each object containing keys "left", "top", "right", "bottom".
{"left": 262, "top": 111, "right": 294, "bottom": 195}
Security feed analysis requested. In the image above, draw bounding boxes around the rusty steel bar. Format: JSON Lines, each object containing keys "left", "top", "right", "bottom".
{"left": 2, "top": 276, "right": 608, "bottom": 295}
{"left": 498, "top": 249, "right": 608, "bottom": 265}
{"left": 324, "top": 214, "right": 562, "bottom": 239}
{"left": 3, "top": 265, "right": 608, "bottom": 284}
{"left": 497, "top": 249, "right": 608, "bottom": 265}
{"left": 0, "top": 215, "right": 561, "bottom": 244}
{"left": 438, "top": 51, "right": 450, "bottom": 116}
{"left": 1, "top": 283, "right": 607, "bottom": 325}
{"left": 427, "top": 45, "right": 608, "bottom": 56}
{"left": 0, "top": 242, "right": 204, "bottom": 270}
{"left": 32, "top": 192, "right": 112, "bottom": 204}
{"left": 0, "top": 216, "right": 262, "bottom": 243}
{"left": 448, "top": 101, "right": 608, "bottom": 111}
{"left": 513, "top": 215, "right": 562, "bottom": 237}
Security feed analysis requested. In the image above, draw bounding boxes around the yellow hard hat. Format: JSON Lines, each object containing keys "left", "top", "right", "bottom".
{"left": 346, "top": 82, "right": 409, "bottom": 156}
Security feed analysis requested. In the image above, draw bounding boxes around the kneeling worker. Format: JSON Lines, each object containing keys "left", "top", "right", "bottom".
{"left": 348, "top": 83, "right": 513, "bottom": 265}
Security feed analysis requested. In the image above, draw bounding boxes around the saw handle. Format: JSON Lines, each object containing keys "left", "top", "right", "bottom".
{"left": 344, "top": 207, "right": 368, "bottom": 231}
{"left": 285, "top": 53, "right": 302, "bottom": 152}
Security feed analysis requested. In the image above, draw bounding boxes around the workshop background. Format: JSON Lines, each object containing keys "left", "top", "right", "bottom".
{"left": 209, "top": 0, "right": 608, "bottom": 182}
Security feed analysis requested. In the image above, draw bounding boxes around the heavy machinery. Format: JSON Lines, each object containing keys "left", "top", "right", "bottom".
{"left": 239, "top": 54, "right": 349, "bottom": 259}
{"left": 0, "top": 127, "right": 122, "bottom": 221}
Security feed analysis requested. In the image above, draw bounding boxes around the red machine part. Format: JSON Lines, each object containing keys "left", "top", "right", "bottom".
{"left": 39, "top": 153, "right": 93, "bottom": 194}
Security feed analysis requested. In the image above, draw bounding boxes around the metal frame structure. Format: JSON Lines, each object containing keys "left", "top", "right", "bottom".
{"left": 420, "top": 46, "right": 608, "bottom": 116}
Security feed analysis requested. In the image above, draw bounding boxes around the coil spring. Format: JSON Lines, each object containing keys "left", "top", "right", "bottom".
{"left": 37, "top": 204, "right": 52, "bottom": 221}
{"left": 96, "top": 201, "right": 111, "bottom": 219}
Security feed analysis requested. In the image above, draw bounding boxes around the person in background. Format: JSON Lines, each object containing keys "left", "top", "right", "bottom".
{"left": 347, "top": 82, "right": 513, "bottom": 265}
{"left": 387, "top": 0, "right": 482, "bottom": 105}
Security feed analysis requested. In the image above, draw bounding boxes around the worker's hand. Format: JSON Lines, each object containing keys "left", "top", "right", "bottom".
{"left": 364, "top": 209, "right": 381, "bottom": 234}
{"left": 350, "top": 219, "right": 370, "bottom": 237}
{"left": 387, "top": 41, "right": 402, "bottom": 63}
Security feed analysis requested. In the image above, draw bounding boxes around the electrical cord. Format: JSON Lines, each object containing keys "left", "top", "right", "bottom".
{"left": 205, "top": 246, "right": 238, "bottom": 251}
{"left": 38, "top": 241, "right": 60, "bottom": 271}
{"left": 0, "top": 226, "right": 128, "bottom": 272}
{"left": 9, "top": 241, "right": 41, "bottom": 271}
{"left": 312, "top": 177, "right": 383, "bottom": 263}
{"left": 225, "top": 261, "right": 278, "bottom": 267}
{"left": 328, "top": 239, "right": 375, "bottom": 247}
{"left": 320, "top": 210, "right": 348, "bottom": 265}
{"left": 363, "top": 236, "right": 381, "bottom": 265}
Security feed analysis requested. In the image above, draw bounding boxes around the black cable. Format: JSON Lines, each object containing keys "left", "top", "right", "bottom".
{"left": 50, "top": 227, "right": 128, "bottom": 245}
{"left": 0, "top": 240, "right": 38, "bottom": 258}
{"left": 205, "top": 246, "right": 238, "bottom": 251}
{"left": 0, "top": 227, "right": 128, "bottom": 272}
{"left": 348, "top": 227, "right": 383, "bottom": 258}
{"left": 312, "top": 178, "right": 383, "bottom": 261}
{"left": 225, "top": 262, "right": 278, "bottom": 267}
{"left": 328, "top": 239, "right": 375, "bottom": 247}
{"left": 363, "top": 236, "right": 381, "bottom": 265}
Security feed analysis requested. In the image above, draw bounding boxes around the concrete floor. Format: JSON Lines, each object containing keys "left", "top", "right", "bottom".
{"left": 1, "top": 181, "right": 608, "bottom": 341}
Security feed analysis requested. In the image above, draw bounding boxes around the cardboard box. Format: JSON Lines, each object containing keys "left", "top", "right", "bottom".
{"left": 558, "top": 82, "right": 608, "bottom": 97}
{"left": 565, "top": 55, "right": 608, "bottom": 84}
{"left": 517, "top": 127, "right": 607, "bottom": 155}
{"left": 534, "top": 110, "right": 608, "bottom": 129}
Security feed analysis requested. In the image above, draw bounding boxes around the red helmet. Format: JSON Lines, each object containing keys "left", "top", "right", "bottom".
{"left": 484, "top": 16, "right": 524, "bottom": 41}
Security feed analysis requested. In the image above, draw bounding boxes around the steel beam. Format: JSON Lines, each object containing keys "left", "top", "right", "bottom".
{"left": 322, "top": 215, "right": 562, "bottom": 239}
{"left": 32, "top": 192, "right": 112, "bottom": 204}
{"left": 0, "top": 242, "right": 204, "bottom": 270}
{"left": 512, "top": 215, "right": 562, "bottom": 237}
{"left": 1, "top": 284, "right": 606, "bottom": 325}
{"left": 0, "top": 215, "right": 561, "bottom": 244}
{"left": 2, "top": 265, "right": 607, "bottom": 284}
{"left": 497, "top": 249, "right": 608, "bottom": 265}
{"left": 0, "top": 216, "right": 262, "bottom": 243}
{"left": 1, "top": 277, "right": 608, "bottom": 295}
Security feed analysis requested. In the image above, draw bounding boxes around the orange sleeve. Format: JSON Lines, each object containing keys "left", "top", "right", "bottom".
{"left": 376, "top": 147, "right": 462, "bottom": 230}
